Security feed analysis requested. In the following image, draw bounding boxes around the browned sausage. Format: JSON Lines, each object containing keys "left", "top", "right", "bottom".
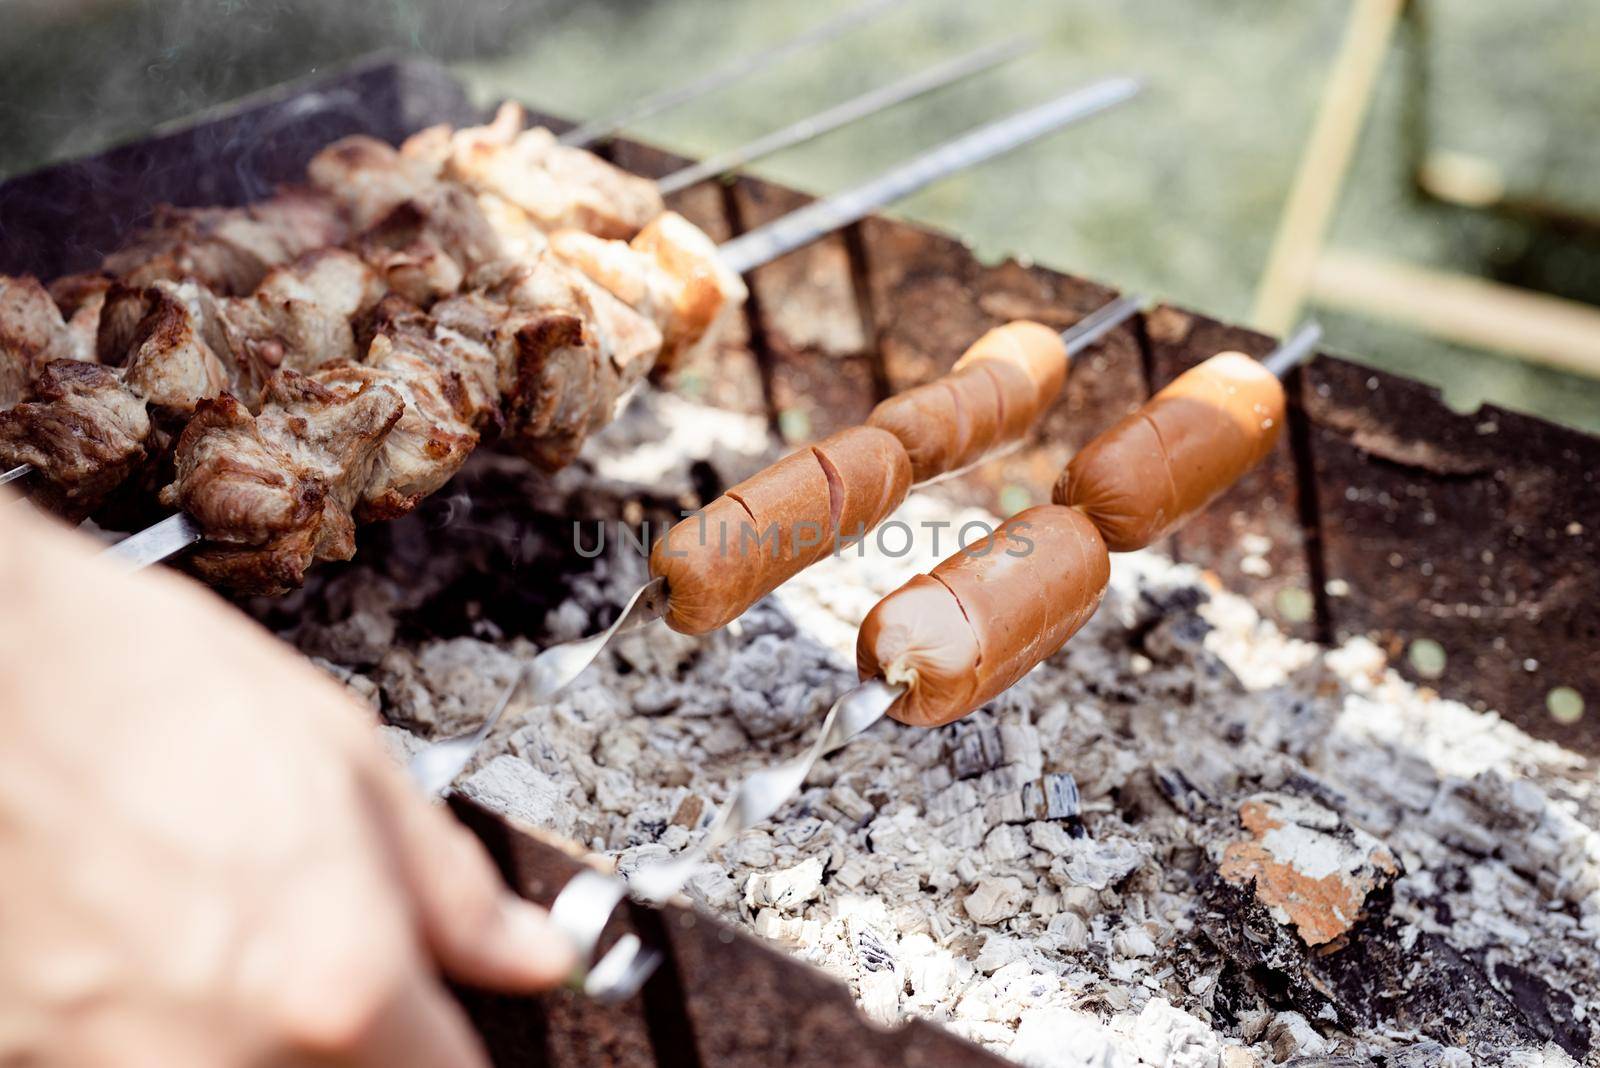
{"left": 867, "top": 321, "right": 1066, "bottom": 484}
{"left": 857, "top": 504, "right": 1109, "bottom": 727}
{"left": 1054, "top": 352, "right": 1284, "bottom": 552}
{"left": 651, "top": 426, "right": 911, "bottom": 634}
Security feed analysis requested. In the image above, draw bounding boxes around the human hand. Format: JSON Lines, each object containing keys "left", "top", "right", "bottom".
{"left": 0, "top": 500, "right": 574, "bottom": 1066}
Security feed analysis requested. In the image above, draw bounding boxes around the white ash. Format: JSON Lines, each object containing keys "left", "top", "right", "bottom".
{"left": 261, "top": 392, "right": 1598, "bottom": 1067}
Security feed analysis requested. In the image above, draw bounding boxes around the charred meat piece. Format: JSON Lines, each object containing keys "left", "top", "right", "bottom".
{"left": 0, "top": 361, "right": 151, "bottom": 516}
{"left": 162, "top": 375, "right": 403, "bottom": 594}
{"left": 442, "top": 102, "right": 664, "bottom": 240}
{"left": 461, "top": 250, "right": 663, "bottom": 469}
{"left": 102, "top": 188, "right": 346, "bottom": 296}
{"left": 1, "top": 275, "right": 90, "bottom": 408}
{"left": 121, "top": 282, "right": 233, "bottom": 419}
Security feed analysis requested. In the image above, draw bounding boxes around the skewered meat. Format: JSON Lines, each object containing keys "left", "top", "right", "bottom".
{"left": 162, "top": 376, "right": 404, "bottom": 594}
{"left": 307, "top": 135, "right": 439, "bottom": 231}
{"left": 1, "top": 276, "right": 86, "bottom": 408}
{"left": 1054, "top": 352, "right": 1285, "bottom": 552}
{"left": 355, "top": 185, "right": 505, "bottom": 306}
{"left": 1, "top": 253, "right": 386, "bottom": 517}
{"left": 651, "top": 427, "right": 912, "bottom": 634}
{"left": 440, "top": 103, "right": 664, "bottom": 241}
{"left": 549, "top": 211, "right": 747, "bottom": 374}
{"left": 102, "top": 188, "right": 345, "bottom": 296}
{"left": 317, "top": 302, "right": 487, "bottom": 520}
{"left": 858, "top": 505, "right": 1110, "bottom": 727}
{"left": 163, "top": 244, "right": 666, "bottom": 591}
{"left": 0, "top": 362, "right": 151, "bottom": 514}
{"left": 869, "top": 322, "right": 1067, "bottom": 484}
{"left": 47, "top": 273, "right": 110, "bottom": 364}
{"left": 121, "top": 282, "right": 233, "bottom": 418}
{"left": 217, "top": 249, "right": 386, "bottom": 401}
{"left": 463, "top": 251, "right": 664, "bottom": 469}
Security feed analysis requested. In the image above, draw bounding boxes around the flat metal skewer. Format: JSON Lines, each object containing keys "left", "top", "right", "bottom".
{"left": 558, "top": 0, "right": 913, "bottom": 149}
{"left": 718, "top": 75, "right": 1143, "bottom": 275}
{"left": 656, "top": 37, "right": 1031, "bottom": 196}
{"left": 1062, "top": 293, "right": 1146, "bottom": 354}
{"left": 0, "top": 463, "right": 29, "bottom": 487}
{"left": 548, "top": 678, "right": 903, "bottom": 1002}
{"left": 407, "top": 577, "right": 668, "bottom": 796}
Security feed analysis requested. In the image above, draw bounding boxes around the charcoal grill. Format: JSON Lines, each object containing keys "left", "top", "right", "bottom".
{"left": 3, "top": 55, "right": 1595, "bottom": 1068}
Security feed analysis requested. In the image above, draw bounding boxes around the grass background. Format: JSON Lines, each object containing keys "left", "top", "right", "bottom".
{"left": 5, "top": 0, "right": 1598, "bottom": 430}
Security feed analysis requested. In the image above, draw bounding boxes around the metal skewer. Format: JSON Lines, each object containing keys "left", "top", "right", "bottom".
{"left": 558, "top": 0, "right": 914, "bottom": 149}
{"left": 1062, "top": 293, "right": 1147, "bottom": 353}
{"left": 718, "top": 75, "right": 1142, "bottom": 275}
{"left": 0, "top": 463, "right": 29, "bottom": 487}
{"left": 655, "top": 37, "right": 1031, "bottom": 196}
{"left": 1263, "top": 319, "right": 1323, "bottom": 378}
{"left": 548, "top": 679, "right": 903, "bottom": 1002}
{"left": 407, "top": 577, "right": 668, "bottom": 795}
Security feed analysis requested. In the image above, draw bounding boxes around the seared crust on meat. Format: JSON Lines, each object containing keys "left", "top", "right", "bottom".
{"left": 1, "top": 276, "right": 86, "bottom": 407}
{"left": 0, "top": 361, "right": 151, "bottom": 517}
{"left": 163, "top": 376, "right": 403, "bottom": 594}
{"left": 103, "top": 188, "right": 345, "bottom": 296}
{"left": 442, "top": 103, "right": 664, "bottom": 240}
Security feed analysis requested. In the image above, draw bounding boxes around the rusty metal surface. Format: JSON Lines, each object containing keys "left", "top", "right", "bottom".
{"left": 729, "top": 179, "right": 880, "bottom": 444}
{"left": 1300, "top": 358, "right": 1600, "bottom": 751}
{"left": 1143, "top": 305, "right": 1321, "bottom": 641}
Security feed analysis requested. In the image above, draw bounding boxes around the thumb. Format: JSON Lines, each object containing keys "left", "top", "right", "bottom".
{"left": 362, "top": 755, "right": 579, "bottom": 992}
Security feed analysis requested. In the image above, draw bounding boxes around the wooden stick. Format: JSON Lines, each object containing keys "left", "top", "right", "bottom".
{"left": 1252, "top": 0, "right": 1406, "bottom": 334}
{"left": 1310, "top": 248, "right": 1600, "bottom": 380}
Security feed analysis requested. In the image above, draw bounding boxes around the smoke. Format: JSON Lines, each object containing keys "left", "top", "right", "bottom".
{"left": 0, "top": 0, "right": 594, "bottom": 180}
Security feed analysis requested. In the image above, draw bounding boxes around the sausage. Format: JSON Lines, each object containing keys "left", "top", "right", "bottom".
{"left": 651, "top": 426, "right": 911, "bottom": 634}
{"left": 857, "top": 505, "right": 1109, "bottom": 727}
{"left": 867, "top": 321, "right": 1066, "bottom": 484}
{"left": 1054, "top": 352, "right": 1284, "bottom": 552}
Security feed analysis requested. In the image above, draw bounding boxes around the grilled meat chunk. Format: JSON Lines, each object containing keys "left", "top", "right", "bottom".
{"left": 1, "top": 276, "right": 89, "bottom": 408}
{"left": 162, "top": 375, "right": 403, "bottom": 594}
{"left": 308, "top": 135, "right": 439, "bottom": 231}
{"left": 47, "top": 273, "right": 111, "bottom": 364}
{"left": 0, "top": 361, "right": 151, "bottom": 515}
{"left": 548, "top": 211, "right": 746, "bottom": 374}
{"left": 442, "top": 103, "right": 664, "bottom": 241}
{"left": 355, "top": 185, "right": 504, "bottom": 306}
{"left": 218, "top": 249, "right": 385, "bottom": 400}
{"left": 121, "top": 282, "right": 233, "bottom": 418}
{"left": 454, "top": 250, "right": 663, "bottom": 469}
{"left": 103, "top": 188, "right": 345, "bottom": 296}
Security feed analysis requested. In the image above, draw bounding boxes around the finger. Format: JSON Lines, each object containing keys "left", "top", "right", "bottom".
{"left": 361, "top": 756, "right": 578, "bottom": 992}
{"left": 343, "top": 968, "right": 491, "bottom": 1068}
